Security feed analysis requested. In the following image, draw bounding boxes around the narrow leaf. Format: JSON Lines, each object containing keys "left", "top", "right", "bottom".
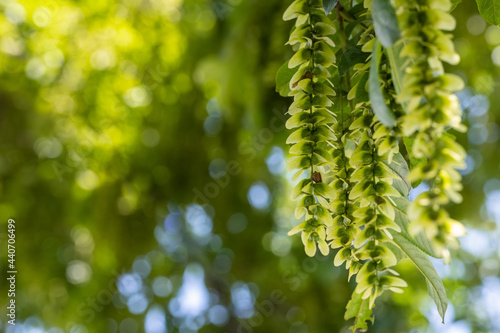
{"left": 390, "top": 231, "right": 448, "bottom": 322}
{"left": 385, "top": 42, "right": 406, "bottom": 101}
{"left": 369, "top": 40, "right": 396, "bottom": 127}
{"left": 372, "top": 0, "right": 401, "bottom": 47}
{"left": 323, "top": 0, "right": 339, "bottom": 15}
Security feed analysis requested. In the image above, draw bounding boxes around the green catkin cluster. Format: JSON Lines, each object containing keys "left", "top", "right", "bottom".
{"left": 342, "top": 10, "right": 407, "bottom": 309}
{"left": 327, "top": 84, "right": 361, "bottom": 280}
{"left": 284, "top": 0, "right": 338, "bottom": 257}
{"left": 373, "top": 62, "right": 406, "bottom": 163}
{"left": 325, "top": 8, "right": 373, "bottom": 282}
{"left": 396, "top": 0, "right": 466, "bottom": 261}
{"left": 281, "top": 0, "right": 466, "bottom": 329}
{"left": 347, "top": 106, "right": 407, "bottom": 308}
{"left": 348, "top": 24, "right": 404, "bottom": 165}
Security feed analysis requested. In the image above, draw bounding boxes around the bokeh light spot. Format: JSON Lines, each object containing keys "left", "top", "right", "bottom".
{"left": 247, "top": 182, "right": 271, "bottom": 210}
{"left": 152, "top": 276, "right": 173, "bottom": 298}
{"left": 5, "top": 3, "right": 26, "bottom": 24}
{"left": 209, "top": 158, "right": 227, "bottom": 178}
{"left": 145, "top": 306, "right": 167, "bottom": 333}
{"left": 467, "top": 15, "right": 486, "bottom": 36}
{"left": 117, "top": 273, "right": 143, "bottom": 297}
{"left": 142, "top": 128, "right": 161, "bottom": 147}
{"left": 208, "top": 305, "right": 229, "bottom": 326}
{"left": 127, "top": 293, "right": 148, "bottom": 315}
{"left": 227, "top": 213, "right": 248, "bottom": 234}
{"left": 76, "top": 170, "right": 100, "bottom": 191}
{"left": 124, "top": 86, "right": 152, "bottom": 108}
{"left": 66, "top": 260, "right": 92, "bottom": 285}
{"left": 231, "top": 282, "right": 255, "bottom": 318}
{"left": 168, "top": 263, "right": 209, "bottom": 318}
{"left": 266, "top": 146, "right": 285, "bottom": 175}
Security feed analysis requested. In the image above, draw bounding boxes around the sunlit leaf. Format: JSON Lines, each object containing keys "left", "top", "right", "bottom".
{"left": 345, "top": 287, "right": 373, "bottom": 332}
{"left": 392, "top": 197, "right": 440, "bottom": 258}
{"left": 383, "top": 152, "right": 411, "bottom": 197}
{"left": 390, "top": 231, "right": 448, "bottom": 322}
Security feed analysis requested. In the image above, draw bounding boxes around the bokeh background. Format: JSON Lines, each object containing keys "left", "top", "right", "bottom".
{"left": 0, "top": 0, "right": 499, "bottom": 332}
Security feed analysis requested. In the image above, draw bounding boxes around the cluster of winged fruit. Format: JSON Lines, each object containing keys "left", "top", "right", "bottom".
{"left": 276, "top": 0, "right": 466, "bottom": 330}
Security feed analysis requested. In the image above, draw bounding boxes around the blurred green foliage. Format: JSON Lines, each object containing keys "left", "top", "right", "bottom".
{"left": 0, "top": 0, "right": 499, "bottom": 332}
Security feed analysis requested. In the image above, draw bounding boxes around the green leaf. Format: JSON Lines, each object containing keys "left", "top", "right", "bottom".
{"left": 451, "top": 0, "right": 462, "bottom": 11}
{"left": 390, "top": 231, "right": 448, "bottom": 323}
{"left": 372, "top": 0, "right": 401, "bottom": 48}
{"left": 369, "top": 40, "right": 396, "bottom": 127}
{"left": 392, "top": 197, "right": 439, "bottom": 258}
{"left": 276, "top": 61, "right": 298, "bottom": 97}
{"left": 345, "top": 288, "right": 373, "bottom": 332}
{"left": 356, "top": 72, "right": 370, "bottom": 102}
{"left": 384, "top": 152, "right": 411, "bottom": 197}
{"left": 338, "top": 45, "right": 370, "bottom": 76}
{"left": 476, "top": 0, "right": 500, "bottom": 25}
{"left": 385, "top": 242, "right": 404, "bottom": 261}
{"left": 323, "top": 0, "right": 338, "bottom": 15}
{"left": 385, "top": 42, "right": 406, "bottom": 104}
{"left": 348, "top": 2, "right": 367, "bottom": 18}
